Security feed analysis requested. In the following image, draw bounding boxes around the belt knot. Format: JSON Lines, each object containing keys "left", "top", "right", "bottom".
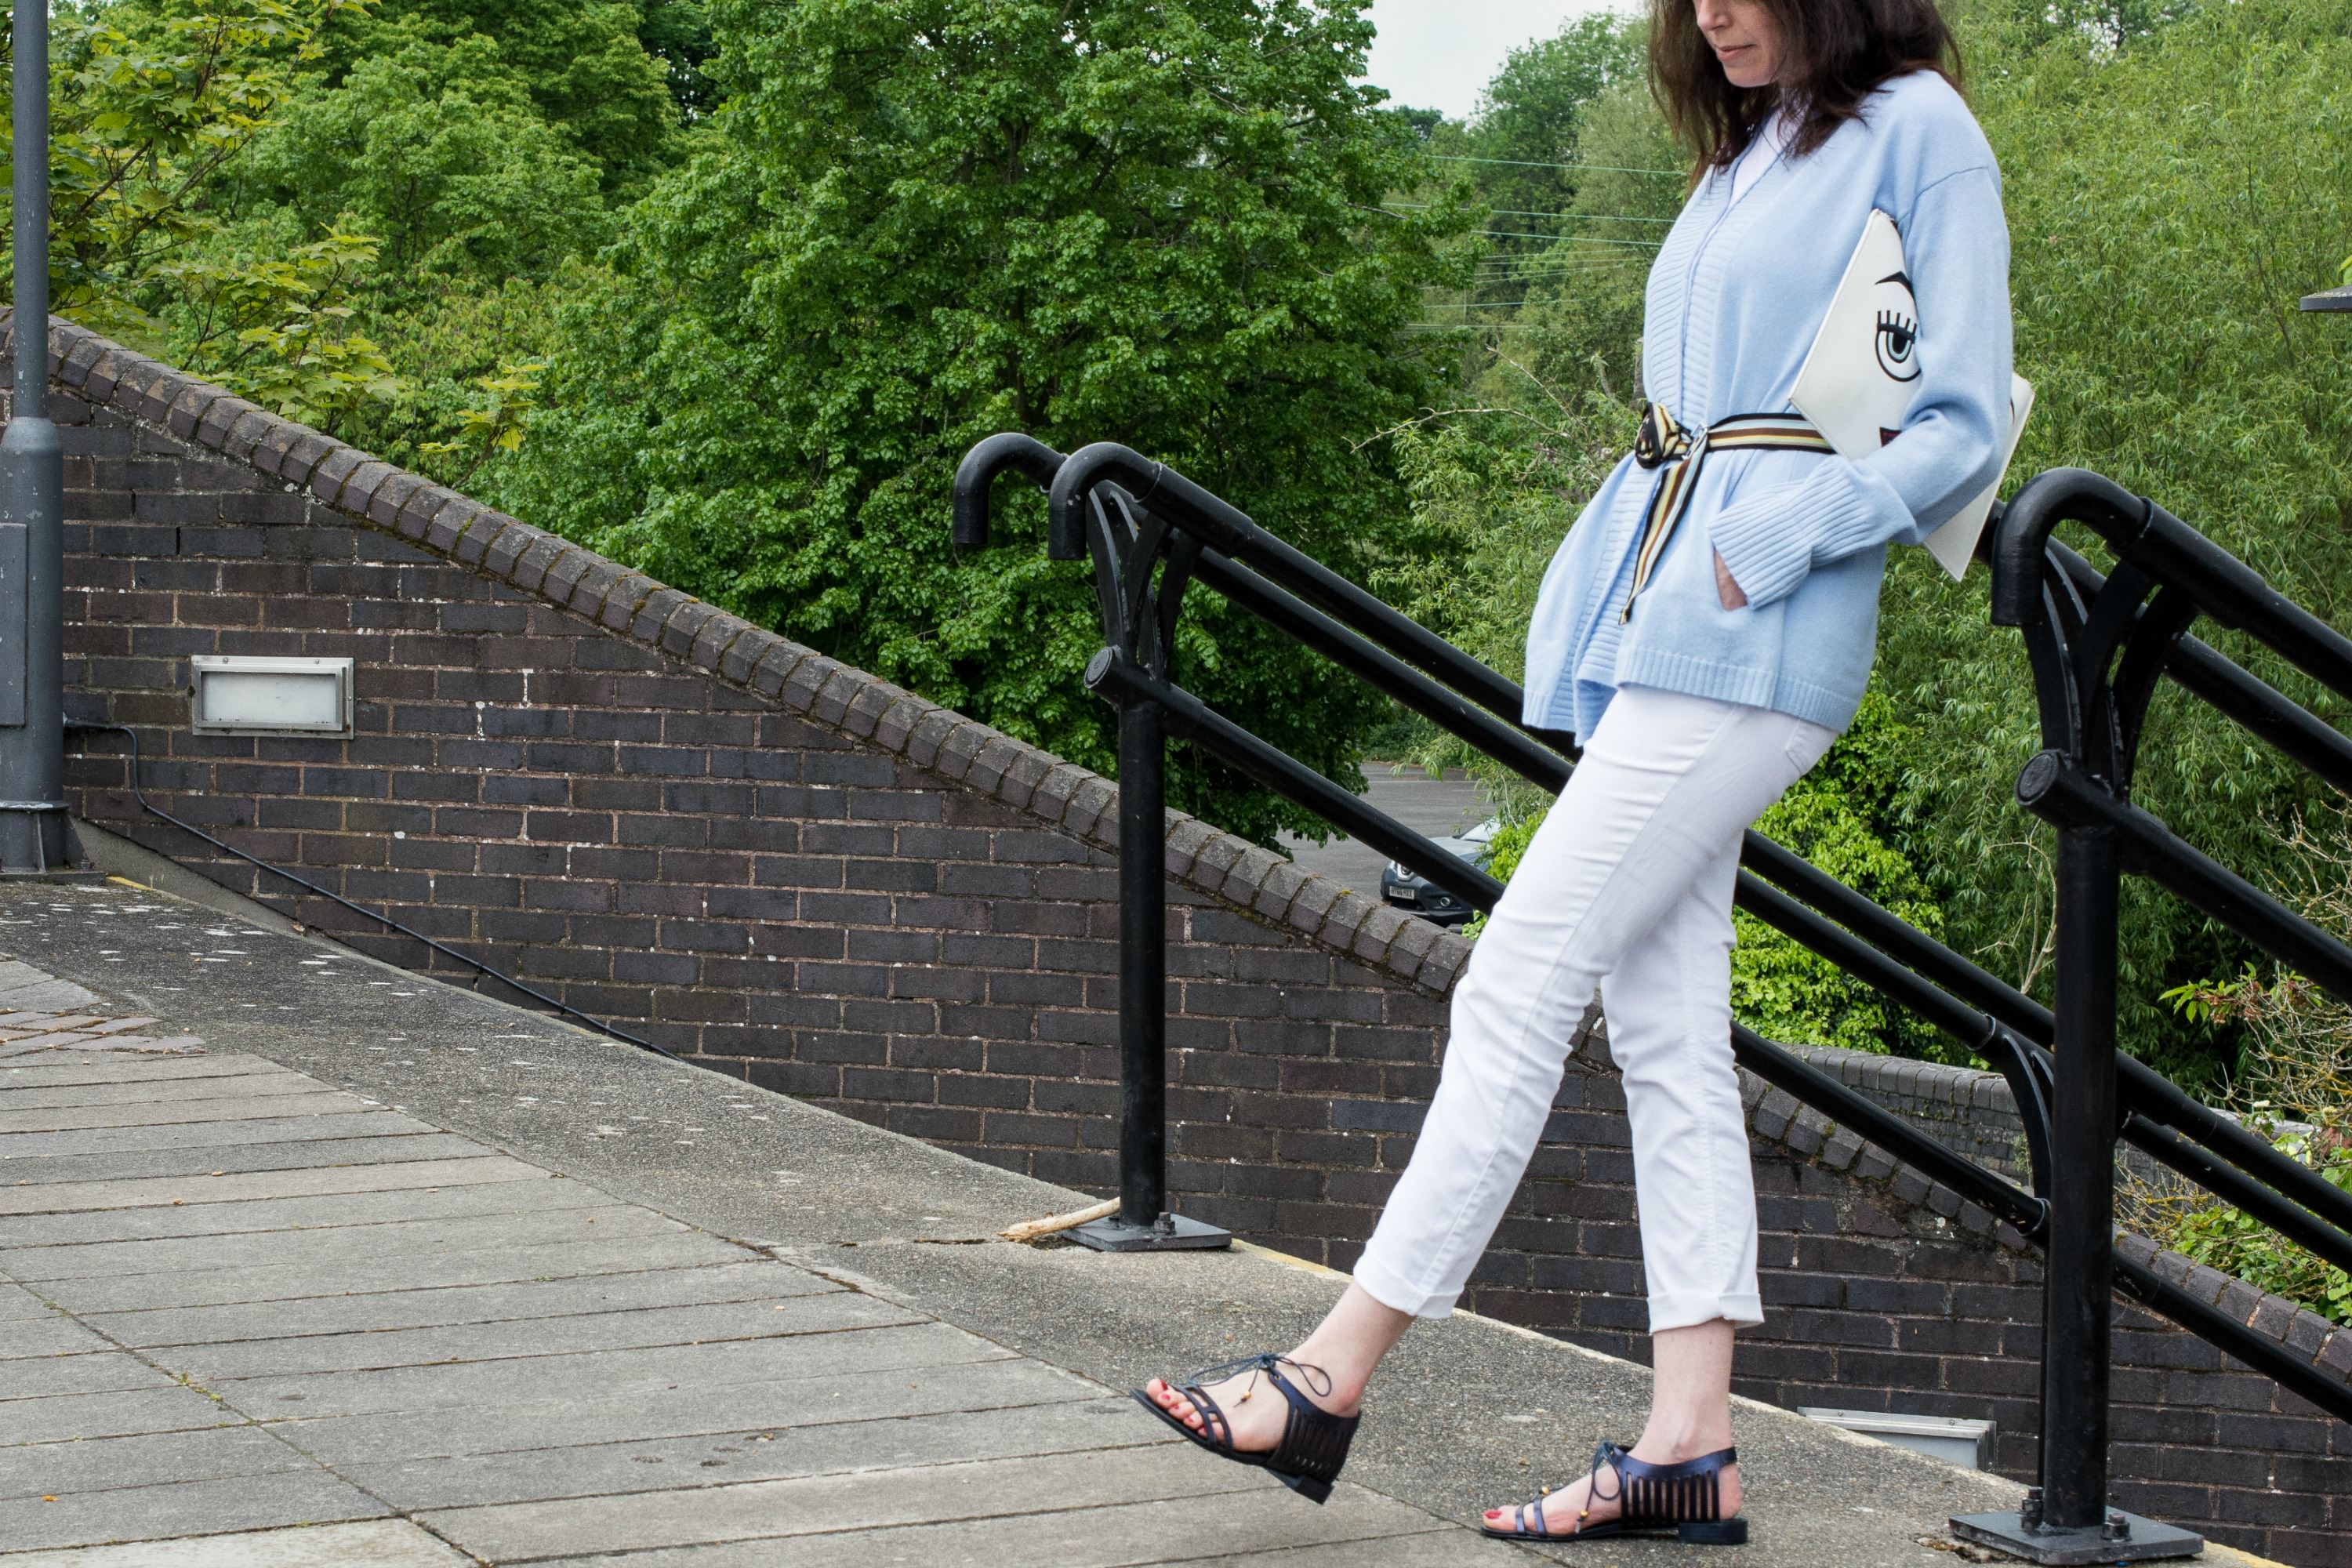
{"left": 1618, "top": 405, "right": 1835, "bottom": 621}
{"left": 1634, "top": 402, "right": 1692, "bottom": 470}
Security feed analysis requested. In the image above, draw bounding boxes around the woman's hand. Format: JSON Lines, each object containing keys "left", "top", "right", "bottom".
{"left": 1714, "top": 550, "right": 1748, "bottom": 610}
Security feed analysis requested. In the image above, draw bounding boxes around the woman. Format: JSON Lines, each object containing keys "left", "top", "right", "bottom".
{"left": 1136, "top": 0, "right": 2013, "bottom": 1544}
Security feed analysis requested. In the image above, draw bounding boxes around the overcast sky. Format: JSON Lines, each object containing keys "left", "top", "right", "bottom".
{"left": 1363, "top": 0, "right": 1624, "bottom": 121}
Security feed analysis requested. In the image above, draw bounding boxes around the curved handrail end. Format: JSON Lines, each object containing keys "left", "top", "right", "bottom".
{"left": 951, "top": 433, "right": 1069, "bottom": 551}
{"left": 1989, "top": 467, "right": 2149, "bottom": 629}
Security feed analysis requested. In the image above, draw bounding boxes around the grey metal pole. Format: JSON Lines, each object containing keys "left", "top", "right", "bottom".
{"left": 0, "top": 0, "right": 68, "bottom": 873}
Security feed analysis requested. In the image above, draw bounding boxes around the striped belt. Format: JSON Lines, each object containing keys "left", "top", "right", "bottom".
{"left": 1621, "top": 402, "right": 1835, "bottom": 620}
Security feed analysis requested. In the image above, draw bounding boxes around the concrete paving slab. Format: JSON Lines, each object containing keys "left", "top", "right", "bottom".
{"left": 211, "top": 1318, "right": 1015, "bottom": 1418}
{"left": 0, "top": 1130, "right": 488, "bottom": 1187}
{"left": 0, "top": 1468, "right": 386, "bottom": 1555}
{"left": 523, "top": 1481, "right": 1466, "bottom": 1568}
{"left": 421, "top": 1439, "right": 1254, "bottom": 1562}
{"left": 0, "top": 1153, "right": 543, "bottom": 1217}
{"left": 0, "top": 1171, "right": 612, "bottom": 1249}
{"left": 281, "top": 1354, "right": 1099, "bottom": 1468}
{"left": 0, "top": 1073, "right": 333, "bottom": 1115}
{"left": 0, "top": 1280, "right": 58, "bottom": 1319}
{"left": 0, "top": 1095, "right": 389, "bottom": 1139}
{"left": 0, "top": 1425, "right": 315, "bottom": 1503}
{"left": 0, "top": 1518, "right": 473, "bottom": 1567}
{"left": 356, "top": 1395, "right": 1158, "bottom": 1511}
{"left": 4, "top": 1385, "right": 246, "bottom": 1445}
{"left": 80, "top": 1260, "right": 832, "bottom": 1348}
{"left": 1212, "top": 1534, "right": 1530, "bottom": 1566}
{"left": 0, "top": 1350, "right": 180, "bottom": 1401}
{"left": 2, "top": 1201, "right": 682, "bottom": 1282}
{"left": 793, "top": 1235, "right": 2008, "bottom": 1568}
{"left": 0, "top": 1109, "right": 430, "bottom": 1158}
{"left": 38, "top": 1230, "right": 751, "bottom": 1314}
{"left": 0, "top": 978, "right": 106, "bottom": 1014}
{"left": 0, "top": 1311, "right": 111, "bottom": 1359}
{"left": 0, "top": 1033, "right": 202, "bottom": 1062}
{"left": 170, "top": 1290, "right": 921, "bottom": 1380}
{"left": 0, "top": 1055, "right": 271, "bottom": 1093}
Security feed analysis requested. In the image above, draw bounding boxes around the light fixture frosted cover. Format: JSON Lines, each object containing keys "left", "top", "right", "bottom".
{"left": 190, "top": 655, "right": 354, "bottom": 737}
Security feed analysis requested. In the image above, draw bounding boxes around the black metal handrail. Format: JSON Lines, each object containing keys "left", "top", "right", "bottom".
{"left": 963, "top": 437, "right": 2352, "bottom": 1268}
{"left": 953, "top": 437, "right": 2352, "bottom": 1554}
{"left": 1980, "top": 467, "right": 2352, "bottom": 1549}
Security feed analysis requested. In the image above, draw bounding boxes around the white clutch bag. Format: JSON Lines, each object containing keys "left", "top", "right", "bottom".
{"left": 1789, "top": 209, "right": 2032, "bottom": 580}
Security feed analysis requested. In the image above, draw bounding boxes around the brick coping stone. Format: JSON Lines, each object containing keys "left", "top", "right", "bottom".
{"left": 13, "top": 309, "right": 2348, "bottom": 1414}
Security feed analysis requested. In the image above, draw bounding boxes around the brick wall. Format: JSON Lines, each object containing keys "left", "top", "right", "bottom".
{"left": 27, "top": 316, "right": 2352, "bottom": 1565}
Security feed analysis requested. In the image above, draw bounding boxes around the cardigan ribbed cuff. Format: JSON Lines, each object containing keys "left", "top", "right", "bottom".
{"left": 1707, "top": 462, "right": 1890, "bottom": 610}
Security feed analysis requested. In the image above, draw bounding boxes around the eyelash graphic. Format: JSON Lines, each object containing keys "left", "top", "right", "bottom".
{"left": 1875, "top": 309, "right": 1922, "bottom": 381}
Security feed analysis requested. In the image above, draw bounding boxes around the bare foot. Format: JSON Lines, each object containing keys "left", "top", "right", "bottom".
{"left": 1483, "top": 1446, "right": 1741, "bottom": 1537}
{"left": 1142, "top": 1356, "right": 1359, "bottom": 1453}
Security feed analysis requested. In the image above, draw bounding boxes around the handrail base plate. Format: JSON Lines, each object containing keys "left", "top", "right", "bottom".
{"left": 1951, "top": 1508, "right": 2202, "bottom": 1563}
{"left": 1069, "top": 1212, "right": 1232, "bottom": 1252}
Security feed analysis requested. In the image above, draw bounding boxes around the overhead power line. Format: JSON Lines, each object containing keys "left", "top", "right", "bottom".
{"left": 1429, "top": 154, "right": 1686, "bottom": 176}
{"left": 1386, "top": 202, "right": 1674, "bottom": 224}
{"left": 1468, "top": 230, "right": 1662, "bottom": 246}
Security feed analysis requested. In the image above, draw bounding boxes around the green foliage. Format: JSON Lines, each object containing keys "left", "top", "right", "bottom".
{"left": 304, "top": 0, "right": 680, "bottom": 191}
{"left": 1459, "top": 15, "right": 1647, "bottom": 245}
{"left": 416, "top": 354, "right": 545, "bottom": 486}
{"left": 637, "top": 0, "right": 717, "bottom": 122}
{"left": 20, "top": 0, "right": 673, "bottom": 485}
{"left": 1732, "top": 691, "right": 1952, "bottom": 1059}
{"left": 498, "top": 0, "right": 1479, "bottom": 845}
{"left": 1877, "top": 0, "right": 2352, "bottom": 1088}
{"left": 0, "top": 0, "right": 431, "bottom": 426}
{"left": 2136, "top": 942, "right": 2352, "bottom": 1321}
{"left": 2167, "top": 1149, "right": 2352, "bottom": 1324}
{"left": 160, "top": 228, "right": 403, "bottom": 426}
{"left": 229, "top": 30, "right": 611, "bottom": 285}
{"left": 7, "top": 0, "right": 358, "bottom": 339}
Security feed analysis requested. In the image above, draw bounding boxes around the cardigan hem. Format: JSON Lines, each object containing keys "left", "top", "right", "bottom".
{"left": 1610, "top": 648, "right": 1860, "bottom": 736}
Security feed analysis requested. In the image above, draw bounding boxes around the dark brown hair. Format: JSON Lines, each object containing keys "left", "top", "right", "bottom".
{"left": 1649, "top": 0, "right": 1962, "bottom": 173}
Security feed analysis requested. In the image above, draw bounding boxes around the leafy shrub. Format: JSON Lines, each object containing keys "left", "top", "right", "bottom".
{"left": 2128, "top": 810, "right": 2352, "bottom": 1321}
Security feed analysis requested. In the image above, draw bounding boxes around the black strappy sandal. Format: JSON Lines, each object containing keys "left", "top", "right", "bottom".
{"left": 1483, "top": 1439, "right": 1747, "bottom": 1544}
{"left": 1130, "top": 1352, "right": 1360, "bottom": 1504}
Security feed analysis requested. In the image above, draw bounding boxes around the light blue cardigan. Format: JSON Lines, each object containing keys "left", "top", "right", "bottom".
{"left": 1520, "top": 70, "right": 2013, "bottom": 742}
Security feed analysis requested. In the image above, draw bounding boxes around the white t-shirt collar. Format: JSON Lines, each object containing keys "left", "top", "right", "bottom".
{"left": 1724, "top": 107, "right": 1793, "bottom": 206}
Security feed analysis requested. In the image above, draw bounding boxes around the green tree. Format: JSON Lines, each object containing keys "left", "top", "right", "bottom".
{"left": 2, "top": 0, "right": 420, "bottom": 425}
{"left": 499, "top": 0, "right": 1478, "bottom": 844}
{"left": 637, "top": 0, "right": 718, "bottom": 122}
{"left": 5, "top": 0, "right": 358, "bottom": 340}
{"left": 1461, "top": 14, "right": 1647, "bottom": 241}
{"left": 230, "top": 31, "right": 609, "bottom": 287}
{"left": 306, "top": 0, "right": 680, "bottom": 191}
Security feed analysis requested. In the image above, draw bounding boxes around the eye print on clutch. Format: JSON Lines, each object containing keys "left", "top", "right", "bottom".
{"left": 1872, "top": 270, "right": 1922, "bottom": 392}
{"left": 1790, "top": 206, "right": 2036, "bottom": 583}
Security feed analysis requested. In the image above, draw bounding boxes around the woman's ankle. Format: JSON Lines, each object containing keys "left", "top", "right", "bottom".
{"left": 1283, "top": 1342, "right": 1371, "bottom": 1410}
{"left": 1632, "top": 1426, "right": 1737, "bottom": 1463}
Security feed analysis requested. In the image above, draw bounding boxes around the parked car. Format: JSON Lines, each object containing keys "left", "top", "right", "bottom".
{"left": 1379, "top": 815, "right": 1500, "bottom": 927}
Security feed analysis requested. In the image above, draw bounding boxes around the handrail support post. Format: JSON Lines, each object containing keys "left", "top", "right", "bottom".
{"left": 2043, "top": 822, "right": 2119, "bottom": 1528}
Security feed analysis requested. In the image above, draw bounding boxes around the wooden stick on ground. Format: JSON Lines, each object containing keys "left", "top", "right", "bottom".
{"left": 999, "top": 1197, "right": 1119, "bottom": 1243}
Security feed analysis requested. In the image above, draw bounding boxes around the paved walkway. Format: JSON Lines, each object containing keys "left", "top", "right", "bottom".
{"left": 0, "top": 877, "right": 2263, "bottom": 1566}
{"left": 0, "top": 965, "right": 1483, "bottom": 1564}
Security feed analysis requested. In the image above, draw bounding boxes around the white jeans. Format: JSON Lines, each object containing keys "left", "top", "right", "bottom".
{"left": 1353, "top": 684, "right": 1835, "bottom": 1332}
